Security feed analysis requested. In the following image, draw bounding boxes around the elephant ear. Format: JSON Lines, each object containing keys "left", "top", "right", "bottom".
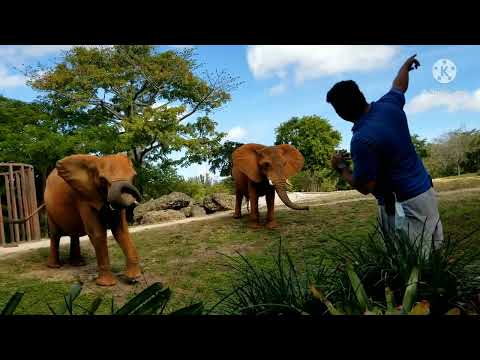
{"left": 276, "top": 144, "right": 305, "bottom": 178}
{"left": 56, "top": 155, "right": 103, "bottom": 209}
{"left": 232, "top": 143, "right": 265, "bottom": 183}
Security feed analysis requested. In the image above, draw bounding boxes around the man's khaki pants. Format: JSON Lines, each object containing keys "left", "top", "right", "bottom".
{"left": 378, "top": 187, "right": 444, "bottom": 254}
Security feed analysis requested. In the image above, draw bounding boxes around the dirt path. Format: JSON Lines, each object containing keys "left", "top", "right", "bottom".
{"left": 1, "top": 187, "right": 479, "bottom": 258}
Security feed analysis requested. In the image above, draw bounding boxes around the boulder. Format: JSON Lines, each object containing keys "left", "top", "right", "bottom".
{"left": 156, "top": 192, "right": 193, "bottom": 210}
{"left": 134, "top": 192, "right": 193, "bottom": 222}
{"left": 191, "top": 205, "right": 207, "bottom": 217}
{"left": 203, "top": 195, "right": 223, "bottom": 213}
{"left": 181, "top": 206, "right": 192, "bottom": 218}
{"left": 212, "top": 193, "right": 236, "bottom": 210}
{"left": 138, "top": 209, "right": 186, "bottom": 225}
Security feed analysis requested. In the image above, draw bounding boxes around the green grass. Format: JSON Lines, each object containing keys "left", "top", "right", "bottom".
{"left": 1, "top": 184, "right": 479, "bottom": 314}
{"left": 433, "top": 174, "right": 480, "bottom": 192}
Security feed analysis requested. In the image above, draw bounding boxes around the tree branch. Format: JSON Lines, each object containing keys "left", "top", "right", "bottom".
{"left": 177, "top": 88, "right": 215, "bottom": 123}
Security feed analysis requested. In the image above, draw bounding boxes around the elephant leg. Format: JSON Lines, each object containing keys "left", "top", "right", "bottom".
{"left": 266, "top": 187, "right": 278, "bottom": 229}
{"left": 79, "top": 205, "right": 116, "bottom": 286}
{"left": 69, "top": 236, "right": 86, "bottom": 266}
{"left": 111, "top": 209, "right": 141, "bottom": 281}
{"left": 47, "top": 217, "right": 62, "bottom": 268}
{"left": 233, "top": 191, "right": 243, "bottom": 219}
{"left": 248, "top": 183, "right": 261, "bottom": 229}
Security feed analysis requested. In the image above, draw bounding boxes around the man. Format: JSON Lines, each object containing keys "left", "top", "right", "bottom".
{"left": 326, "top": 54, "right": 443, "bottom": 253}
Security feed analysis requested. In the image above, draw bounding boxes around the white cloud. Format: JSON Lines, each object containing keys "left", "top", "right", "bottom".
{"left": 406, "top": 89, "right": 480, "bottom": 114}
{"left": 224, "top": 126, "right": 247, "bottom": 142}
{"left": 0, "top": 66, "right": 26, "bottom": 88}
{"left": 247, "top": 45, "right": 400, "bottom": 84}
{"left": 0, "top": 45, "right": 110, "bottom": 89}
{"left": 268, "top": 83, "right": 287, "bottom": 96}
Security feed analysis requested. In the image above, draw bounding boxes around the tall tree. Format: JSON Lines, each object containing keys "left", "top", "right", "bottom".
{"left": 275, "top": 115, "right": 341, "bottom": 172}
{"left": 208, "top": 140, "right": 244, "bottom": 177}
{"left": 411, "top": 134, "right": 429, "bottom": 159}
{"left": 25, "top": 45, "right": 240, "bottom": 172}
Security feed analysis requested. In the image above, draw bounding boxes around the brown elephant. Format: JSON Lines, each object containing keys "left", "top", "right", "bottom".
{"left": 232, "top": 143, "right": 309, "bottom": 229}
{"left": 44, "top": 153, "right": 142, "bottom": 286}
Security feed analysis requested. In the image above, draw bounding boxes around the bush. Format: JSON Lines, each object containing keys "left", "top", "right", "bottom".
{"left": 324, "top": 223, "right": 480, "bottom": 315}
{"left": 137, "top": 162, "right": 183, "bottom": 200}
{"left": 1, "top": 282, "right": 205, "bottom": 316}
{"left": 217, "top": 240, "right": 335, "bottom": 315}
{"left": 290, "top": 170, "right": 337, "bottom": 192}
{"left": 217, "top": 224, "right": 480, "bottom": 316}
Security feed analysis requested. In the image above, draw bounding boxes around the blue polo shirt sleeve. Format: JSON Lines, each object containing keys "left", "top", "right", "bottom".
{"left": 351, "top": 137, "right": 379, "bottom": 184}
{"left": 377, "top": 87, "right": 405, "bottom": 108}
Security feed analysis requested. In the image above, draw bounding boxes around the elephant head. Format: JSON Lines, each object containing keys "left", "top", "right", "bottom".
{"left": 233, "top": 143, "right": 309, "bottom": 210}
{"left": 56, "top": 153, "right": 141, "bottom": 211}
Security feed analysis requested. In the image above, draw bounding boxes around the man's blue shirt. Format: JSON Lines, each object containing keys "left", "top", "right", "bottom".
{"left": 350, "top": 88, "right": 432, "bottom": 205}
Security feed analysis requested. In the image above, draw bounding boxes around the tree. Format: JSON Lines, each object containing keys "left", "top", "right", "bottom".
{"left": 424, "top": 128, "right": 480, "bottom": 177}
{"left": 275, "top": 115, "right": 341, "bottom": 172}
{"left": 0, "top": 96, "right": 71, "bottom": 199}
{"left": 411, "top": 134, "right": 429, "bottom": 159}
{"left": 208, "top": 141, "right": 244, "bottom": 177}
{"left": 25, "top": 45, "right": 240, "bottom": 176}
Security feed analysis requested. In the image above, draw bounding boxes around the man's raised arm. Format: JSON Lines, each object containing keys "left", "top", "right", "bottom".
{"left": 392, "top": 54, "right": 420, "bottom": 93}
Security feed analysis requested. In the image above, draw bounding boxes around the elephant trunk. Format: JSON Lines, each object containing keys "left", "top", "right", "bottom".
{"left": 274, "top": 182, "right": 309, "bottom": 211}
{"left": 107, "top": 181, "right": 142, "bottom": 209}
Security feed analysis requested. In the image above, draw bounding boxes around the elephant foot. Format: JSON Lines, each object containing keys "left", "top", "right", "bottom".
{"left": 69, "top": 256, "right": 86, "bottom": 267}
{"left": 266, "top": 220, "right": 278, "bottom": 230}
{"left": 47, "top": 257, "right": 62, "bottom": 268}
{"left": 233, "top": 213, "right": 242, "bottom": 219}
{"left": 96, "top": 272, "right": 117, "bottom": 287}
{"left": 124, "top": 264, "right": 142, "bottom": 282}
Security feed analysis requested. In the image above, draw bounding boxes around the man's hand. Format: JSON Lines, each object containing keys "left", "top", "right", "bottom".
{"left": 331, "top": 150, "right": 351, "bottom": 171}
{"left": 403, "top": 54, "right": 420, "bottom": 72}
{"left": 393, "top": 54, "right": 420, "bottom": 93}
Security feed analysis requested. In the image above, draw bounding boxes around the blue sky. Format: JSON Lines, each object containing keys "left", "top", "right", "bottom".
{"left": 1, "top": 45, "right": 479, "bottom": 178}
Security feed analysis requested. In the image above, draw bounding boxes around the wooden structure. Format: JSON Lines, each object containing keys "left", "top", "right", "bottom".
{"left": 0, "top": 163, "right": 41, "bottom": 247}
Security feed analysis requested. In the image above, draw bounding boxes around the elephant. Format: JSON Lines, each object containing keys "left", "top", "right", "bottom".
{"left": 232, "top": 143, "right": 309, "bottom": 229}
{"left": 44, "top": 153, "right": 142, "bottom": 286}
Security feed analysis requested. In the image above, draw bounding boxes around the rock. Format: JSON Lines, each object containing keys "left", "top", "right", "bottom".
{"left": 134, "top": 192, "right": 193, "bottom": 223}
{"left": 138, "top": 209, "right": 186, "bottom": 225}
{"left": 181, "top": 206, "right": 192, "bottom": 218}
{"left": 156, "top": 192, "right": 193, "bottom": 210}
{"left": 212, "top": 193, "right": 236, "bottom": 210}
{"left": 190, "top": 205, "right": 207, "bottom": 217}
{"left": 203, "top": 195, "right": 223, "bottom": 213}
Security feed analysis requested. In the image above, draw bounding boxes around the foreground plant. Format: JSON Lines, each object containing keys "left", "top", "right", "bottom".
{"left": 310, "top": 263, "right": 462, "bottom": 315}
{"left": 1, "top": 282, "right": 204, "bottom": 316}
{"left": 325, "top": 223, "right": 480, "bottom": 315}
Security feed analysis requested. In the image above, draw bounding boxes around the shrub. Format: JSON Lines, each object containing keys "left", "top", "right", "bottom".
{"left": 324, "top": 223, "right": 480, "bottom": 315}
{"left": 1, "top": 282, "right": 204, "bottom": 316}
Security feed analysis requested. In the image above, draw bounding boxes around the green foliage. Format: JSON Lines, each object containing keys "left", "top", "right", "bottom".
{"left": 2, "top": 281, "right": 204, "bottom": 316}
{"left": 209, "top": 141, "right": 244, "bottom": 177}
{"left": 137, "top": 161, "right": 183, "bottom": 200}
{"left": 325, "top": 224, "right": 480, "bottom": 315}
{"left": 275, "top": 115, "right": 341, "bottom": 173}
{"left": 218, "top": 240, "right": 335, "bottom": 316}
{"left": 25, "top": 45, "right": 241, "bottom": 172}
{"left": 424, "top": 128, "right": 480, "bottom": 178}
{"left": 411, "top": 134, "right": 430, "bottom": 159}
{"left": 173, "top": 176, "right": 234, "bottom": 202}
{"left": 289, "top": 169, "right": 338, "bottom": 192}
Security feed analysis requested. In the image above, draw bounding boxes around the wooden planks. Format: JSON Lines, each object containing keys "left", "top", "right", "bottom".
{"left": 0, "top": 163, "right": 41, "bottom": 246}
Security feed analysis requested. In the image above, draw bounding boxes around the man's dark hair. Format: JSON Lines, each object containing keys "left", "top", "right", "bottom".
{"left": 326, "top": 80, "right": 368, "bottom": 122}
